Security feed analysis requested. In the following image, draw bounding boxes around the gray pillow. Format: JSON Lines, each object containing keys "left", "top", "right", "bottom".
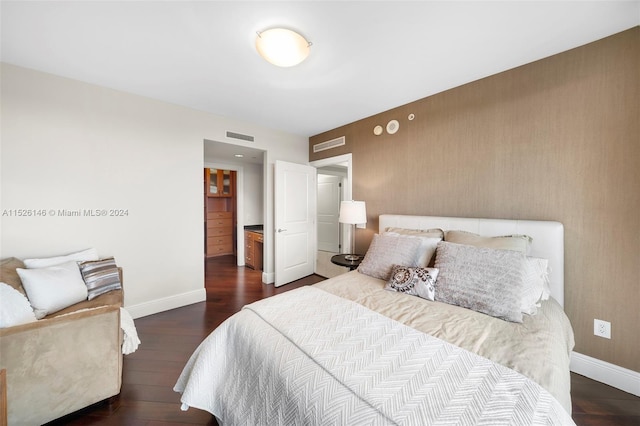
{"left": 383, "top": 229, "right": 443, "bottom": 267}
{"left": 434, "top": 241, "right": 526, "bottom": 323}
{"left": 357, "top": 234, "right": 422, "bottom": 280}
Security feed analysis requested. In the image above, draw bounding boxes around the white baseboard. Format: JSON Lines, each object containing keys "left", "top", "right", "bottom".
{"left": 262, "top": 271, "right": 274, "bottom": 284}
{"left": 125, "top": 288, "right": 206, "bottom": 319}
{"left": 570, "top": 352, "right": 640, "bottom": 396}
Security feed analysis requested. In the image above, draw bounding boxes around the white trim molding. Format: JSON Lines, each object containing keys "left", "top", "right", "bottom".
{"left": 262, "top": 271, "right": 274, "bottom": 284}
{"left": 125, "top": 289, "right": 206, "bottom": 319}
{"left": 571, "top": 352, "right": 640, "bottom": 397}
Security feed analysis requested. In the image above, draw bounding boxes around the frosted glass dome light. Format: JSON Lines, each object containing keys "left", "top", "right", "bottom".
{"left": 255, "top": 28, "right": 311, "bottom": 67}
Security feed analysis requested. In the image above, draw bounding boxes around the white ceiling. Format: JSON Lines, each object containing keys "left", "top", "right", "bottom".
{"left": 2, "top": 1, "right": 639, "bottom": 141}
{"left": 204, "top": 138, "right": 266, "bottom": 165}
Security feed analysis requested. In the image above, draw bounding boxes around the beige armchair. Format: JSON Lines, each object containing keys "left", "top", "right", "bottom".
{"left": 0, "top": 257, "right": 124, "bottom": 425}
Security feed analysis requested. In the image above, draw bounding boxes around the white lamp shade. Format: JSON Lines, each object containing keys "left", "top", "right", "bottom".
{"left": 255, "top": 28, "right": 310, "bottom": 67}
{"left": 339, "top": 201, "right": 367, "bottom": 224}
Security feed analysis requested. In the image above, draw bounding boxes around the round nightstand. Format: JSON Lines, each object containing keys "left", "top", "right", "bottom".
{"left": 331, "top": 254, "right": 363, "bottom": 271}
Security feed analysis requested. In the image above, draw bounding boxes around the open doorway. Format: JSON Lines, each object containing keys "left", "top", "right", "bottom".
{"left": 203, "top": 140, "right": 265, "bottom": 271}
{"left": 317, "top": 172, "right": 343, "bottom": 253}
{"left": 311, "top": 154, "right": 353, "bottom": 278}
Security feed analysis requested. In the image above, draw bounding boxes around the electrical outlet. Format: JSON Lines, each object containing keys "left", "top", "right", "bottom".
{"left": 594, "top": 319, "right": 611, "bottom": 339}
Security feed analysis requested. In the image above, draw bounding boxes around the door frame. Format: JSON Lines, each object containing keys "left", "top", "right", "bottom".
{"left": 310, "top": 153, "right": 353, "bottom": 256}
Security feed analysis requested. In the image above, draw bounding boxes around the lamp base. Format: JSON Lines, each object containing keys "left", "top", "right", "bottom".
{"left": 344, "top": 254, "right": 360, "bottom": 261}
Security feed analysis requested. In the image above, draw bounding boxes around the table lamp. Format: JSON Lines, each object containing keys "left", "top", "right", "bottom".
{"left": 338, "top": 200, "right": 367, "bottom": 261}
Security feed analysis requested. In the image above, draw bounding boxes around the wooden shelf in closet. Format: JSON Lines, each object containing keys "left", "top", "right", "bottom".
{"left": 204, "top": 168, "right": 236, "bottom": 257}
{"left": 205, "top": 168, "right": 234, "bottom": 198}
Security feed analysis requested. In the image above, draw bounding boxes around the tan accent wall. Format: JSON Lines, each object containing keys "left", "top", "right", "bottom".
{"left": 310, "top": 27, "right": 639, "bottom": 372}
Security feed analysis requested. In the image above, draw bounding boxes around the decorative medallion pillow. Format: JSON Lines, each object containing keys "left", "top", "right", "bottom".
{"left": 384, "top": 265, "right": 439, "bottom": 301}
{"left": 434, "top": 241, "right": 526, "bottom": 323}
{"left": 79, "top": 257, "right": 122, "bottom": 300}
{"left": 357, "top": 233, "right": 422, "bottom": 280}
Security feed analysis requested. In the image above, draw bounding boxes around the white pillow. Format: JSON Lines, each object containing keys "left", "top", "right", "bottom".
{"left": 17, "top": 261, "right": 89, "bottom": 319}
{"left": 0, "top": 282, "right": 38, "bottom": 327}
{"left": 521, "top": 257, "right": 551, "bottom": 315}
{"left": 23, "top": 248, "right": 99, "bottom": 269}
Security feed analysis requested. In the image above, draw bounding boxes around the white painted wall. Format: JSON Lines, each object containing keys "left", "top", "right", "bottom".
{"left": 242, "top": 163, "right": 264, "bottom": 226}
{"left": 0, "top": 63, "right": 308, "bottom": 317}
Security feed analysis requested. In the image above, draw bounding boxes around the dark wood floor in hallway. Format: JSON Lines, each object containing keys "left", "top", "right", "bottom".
{"left": 47, "top": 255, "right": 639, "bottom": 425}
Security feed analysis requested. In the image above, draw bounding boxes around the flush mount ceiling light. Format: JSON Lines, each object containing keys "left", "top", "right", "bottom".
{"left": 255, "top": 28, "right": 311, "bottom": 67}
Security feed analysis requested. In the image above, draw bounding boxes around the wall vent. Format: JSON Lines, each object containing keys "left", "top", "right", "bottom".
{"left": 313, "top": 136, "right": 345, "bottom": 153}
{"left": 226, "top": 131, "right": 255, "bottom": 142}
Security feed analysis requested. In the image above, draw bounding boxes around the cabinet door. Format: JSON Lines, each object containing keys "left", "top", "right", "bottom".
{"left": 218, "top": 169, "right": 233, "bottom": 197}
{"left": 205, "top": 168, "right": 234, "bottom": 197}
{"left": 245, "top": 232, "right": 254, "bottom": 268}
{"left": 205, "top": 168, "right": 218, "bottom": 196}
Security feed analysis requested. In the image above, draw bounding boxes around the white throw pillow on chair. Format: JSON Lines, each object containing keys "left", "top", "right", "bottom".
{"left": 23, "top": 248, "right": 99, "bottom": 269}
{"left": 17, "top": 261, "right": 88, "bottom": 319}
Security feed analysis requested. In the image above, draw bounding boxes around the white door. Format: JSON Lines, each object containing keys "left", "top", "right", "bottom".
{"left": 275, "top": 160, "right": 317, "bottom": 287}
{"left": 317, "top": 174, "right": 341, "bottom": 252}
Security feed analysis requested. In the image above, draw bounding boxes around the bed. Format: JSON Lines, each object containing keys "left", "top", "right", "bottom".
{"left": 175, "top": 215, "right": 576, "bottom": 425}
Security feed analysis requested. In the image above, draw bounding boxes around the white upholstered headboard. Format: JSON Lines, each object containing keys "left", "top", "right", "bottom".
{"left": 379, "top": 215, "right": 565, "bottom": 307}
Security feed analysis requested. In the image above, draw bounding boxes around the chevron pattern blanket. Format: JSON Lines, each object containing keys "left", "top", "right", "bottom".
{"left": 175, "top": 286, "right": 574, "bottom": 425}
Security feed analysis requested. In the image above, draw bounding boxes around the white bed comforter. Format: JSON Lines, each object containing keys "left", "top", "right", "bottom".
{"left": 314, "top": 270, "right": 575, "bottom": 413}
{"left": 174, "top": 286, "right": 574, "bottom": 425}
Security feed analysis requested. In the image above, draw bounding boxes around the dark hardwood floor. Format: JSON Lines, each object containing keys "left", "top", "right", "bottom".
{"left": 47, "top": 255, "right": 639, "bottom": 425}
